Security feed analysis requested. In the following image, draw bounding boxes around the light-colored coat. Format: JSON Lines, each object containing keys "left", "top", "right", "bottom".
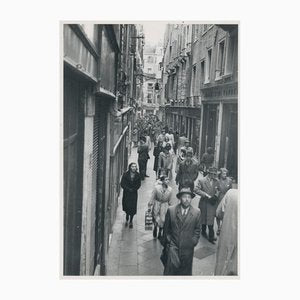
{"left": 148, "top": 182, "right": 172, "bottom": 228}
{"left": 215, "top": 189, "right": 238, "bottom": 275}
{"left": 194, "top": 175, "right": 220, "bottom": 225}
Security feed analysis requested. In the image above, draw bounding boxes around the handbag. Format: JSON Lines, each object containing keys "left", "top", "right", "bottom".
{"left": 145, "top": 210, "right": 153, "bottom": 230}
{"left": 209, "top": 194, "right": 219, "bottom": 206}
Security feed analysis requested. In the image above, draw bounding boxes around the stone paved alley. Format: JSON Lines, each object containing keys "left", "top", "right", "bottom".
{"left": 107, "top": 144, "right": 219, "bottom": 276}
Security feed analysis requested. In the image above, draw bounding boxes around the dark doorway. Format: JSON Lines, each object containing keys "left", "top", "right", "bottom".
{"left": 63, "top": 70, "right": 85, "bottom": 275}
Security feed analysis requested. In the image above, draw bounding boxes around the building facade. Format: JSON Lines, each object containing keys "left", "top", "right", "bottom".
{"left": 63, "top": 23, "right": 142, "bottom": 276}
{"left": 141, "top": 44, "right": 163, "bottom": 117}
{"left": 162, "top": 24, "right": 238, "bottom": 180}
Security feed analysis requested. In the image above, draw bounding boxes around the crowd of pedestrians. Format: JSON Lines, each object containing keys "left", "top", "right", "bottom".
{"left": 120, "top": 115, "right": 238, "bottom": 276}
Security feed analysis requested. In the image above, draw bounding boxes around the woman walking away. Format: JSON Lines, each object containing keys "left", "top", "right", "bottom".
{"left": 216, "top": 168, "right": 233, "bottom": 235}
{"left": 215, "top": 189, "right": 238, "bottom": 276}
{"left": 158, "top": 143, "right": 174, "bottom": 180}
{"left": 148, "top": 174, "right": 172, "bottom": 239}
{"left": 153, "top": 141, "right": 163, "bottom": 179}
{"left": 121, "top": 163, "right": 142, "bottom": 228}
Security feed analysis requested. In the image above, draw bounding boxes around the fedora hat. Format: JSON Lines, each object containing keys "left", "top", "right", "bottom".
{"left": 176, "top": 187, "right": 195, "bottom": 199}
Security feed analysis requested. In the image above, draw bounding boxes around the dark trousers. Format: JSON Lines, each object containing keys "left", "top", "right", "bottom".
{"left": 138, "top": 159, "right": 147, "bottom": 179}
{"left": 202, "top": 224, "right": 215, "bottom": 240}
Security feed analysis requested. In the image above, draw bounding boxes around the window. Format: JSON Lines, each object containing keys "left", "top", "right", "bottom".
{"left": 206, "top": 48, "right": 212, "bottom": 82}
{"left": 147, "top": 68, "right": 152, "bottom": 73}
{"left": 81, "top": 23, "right": 96, "bottom": 45}
{"left": 217, "top": 40, "right": 226, "bottom": 77}
{"left": 225, "top": 35, "right": 236, "bottom": 75}
{"left": 191, "top": 65, "right": 197, "bottom": 96}
{"left": 147, "top": 93, "right": 153, "bottom": 103}
{"left": 200, "top": 60, "right": 205, "bottom": 85}
{"left": 193, "top": 25, "right": 200, "bottom": 42}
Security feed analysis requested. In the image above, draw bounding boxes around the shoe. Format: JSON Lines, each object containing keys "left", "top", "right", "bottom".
{"left": 208, "top": 239, "right": 216, "bottom": 244}
{"left": 216, "top": 229, "right": 221, "bottom": 236}
{"left": 129, "top": 223, "right": 133, "bottom": 229}
{"left": 125, "top": 221, "right": 128, "bottom": 227}
{"left": 153, "top": 226, "right": 157, "bottom": 238}
{"left": 145, "top": 175, "right": 150, "bottom": 177}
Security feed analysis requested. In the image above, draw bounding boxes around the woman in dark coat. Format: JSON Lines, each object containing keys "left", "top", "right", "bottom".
{"left": 153, "top": 141, "right": 163, "bottom": 178}
{"left": 121, "top": 162, "right": 141, "bottom": 228}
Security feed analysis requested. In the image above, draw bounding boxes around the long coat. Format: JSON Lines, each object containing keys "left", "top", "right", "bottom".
{"left": 175, "top": 158, "right": 199, "bottom": 189}
{"left": 215, "top": 189, "right": 238, "bottom": 275}
{"left": 121, "top": 171, "right": 141, "bottom": 216}
{"left": 137, "top": 144, "right": 149, "bottom": 161}
{"left": 158, "top": 152, "right": 173, "bottom": 179}
{"left": 148, "top": 182, "right": 172, "bottom": 228}
{"left": 195, "top": 176, "right": 220, "bottom": 226}
{"left": 153, "top": 145, "right": 163, "bottom": 172}
{"left": 217, "top": 177, "right": 233, "bottom": 207}
{"left": 163, "top": 204, "right": 201, "bottom": 275}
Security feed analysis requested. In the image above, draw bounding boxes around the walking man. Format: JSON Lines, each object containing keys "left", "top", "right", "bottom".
{"left": 194, "top": 166, "right": 220, "bottom": 244}
{"left": 137, "top": 136, "right": 149, "bottom": 180}
{"left": 162, "top": 187, "right": 201, "bottom": 275}
{"left": 175, "top": 149, "right": 199, "bottom": 191}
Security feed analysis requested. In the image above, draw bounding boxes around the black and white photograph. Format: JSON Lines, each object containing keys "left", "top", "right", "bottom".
{"left": 62, "top": 22, "right": 238, "bottom": 277}
{"left": 2, "top": 0, "right": 300, "bottom": 298}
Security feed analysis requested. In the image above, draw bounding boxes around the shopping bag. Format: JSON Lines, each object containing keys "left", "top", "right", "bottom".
{"left": 145, "top": 210, "right": 153, "bottom": 230}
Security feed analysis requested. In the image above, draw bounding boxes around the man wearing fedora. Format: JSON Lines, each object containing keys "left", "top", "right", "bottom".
{"left": 194, "top": 166, "right": 220, "bottom": 244}
{"left": 180, "top": 138, "right": 193, "bottom": 154}
{"left": 162, "top": 187, "right": 201, "bottom": 275}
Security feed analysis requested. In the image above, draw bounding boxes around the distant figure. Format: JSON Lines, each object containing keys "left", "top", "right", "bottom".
{"left": 148, "top": 174, "right": 172, "bottom": 239}
{"left": 121, "top": 163, "right": 142, "bottom": 229}
{"left": 177, "top": 133, "right": 187, "bottom": 150}
{"left": 162, "top": 187, "right": 201, "bottom": 275}
{"left": 143, "top": 131, "right": 152, "bottom": 177}
{"left": 175, "top": 150, "right": 199, "bottom": 191}
{"left": 215, "top": 189, "right": 238, "bottom": 276}
{"left": 173, "top": 130, "right": 179, "bottom": 153}
{"left": 153, "top": 141, "right": 163, "bottom": 179}
{"left": 216, "top": 168, "right": 233, "bottom": 236}
{"left": 165, "top": 128, "right": 175, "bottom": 146}
{"left": 137, "top": 136, "right": 149, "bottom": 180}
{"left": 180, "top": 139, "right": 193, "bottom": 154}
{"left": 158, "top": 144, "right": 173, "bottom": 180}
{"left": 132, "top": 127, "right": 138, "bottom": 147}
{"left": 194, "top": 166, "right": 220, "bottom": 244}
{"left": 200, "top": 147, "right": 215, "bottom": 176}
{"left": 157, "top": 129, "right": 166, "bottom": 144}
{"left": 175, "top": 148, "right": 186, "bottom": 174}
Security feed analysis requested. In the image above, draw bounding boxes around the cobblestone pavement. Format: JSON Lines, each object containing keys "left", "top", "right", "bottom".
{"left": 106, "top": 145, "right": 218, "bottom": 276}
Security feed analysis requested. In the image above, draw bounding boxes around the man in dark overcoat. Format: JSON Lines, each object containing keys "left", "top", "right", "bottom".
{"left": 162, "top": 187, "right": 201, "bottom": 275}
{"left": 194, "top": 166, "right": 220, "bottom": 244}
{"left": 137, "top": 136, "right": 149, "bottom": 180}
{"left": 175, "top": 150, "right": 199, "bottom": 191}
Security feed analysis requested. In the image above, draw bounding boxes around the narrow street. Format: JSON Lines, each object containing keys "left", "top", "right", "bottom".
{"left": 107, "top": 144, "right": 218, "bottom": 276}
